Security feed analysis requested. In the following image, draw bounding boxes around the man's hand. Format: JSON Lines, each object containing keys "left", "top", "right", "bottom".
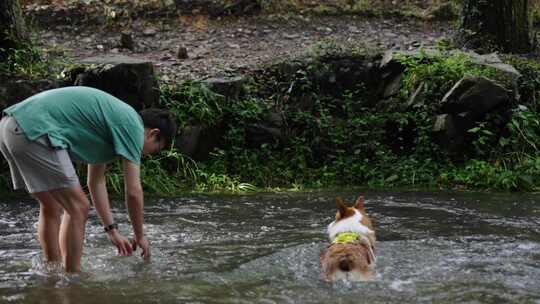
{"left": 131, "top": 237, "right": 151, "bottom": 260}
{"left": 106, "top": 230, "right": 133, "bottom": 256}
{"left": 123, "top": 159, "right": 150, "bottom": 260}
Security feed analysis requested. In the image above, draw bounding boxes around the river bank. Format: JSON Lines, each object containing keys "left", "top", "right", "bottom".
{"left": 1, "top": 1, "right": 539, "bottom": 194}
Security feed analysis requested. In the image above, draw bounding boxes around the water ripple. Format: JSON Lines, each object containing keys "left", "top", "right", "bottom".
{"left": 1, "top": 191, "right": 539, "bottom": 303}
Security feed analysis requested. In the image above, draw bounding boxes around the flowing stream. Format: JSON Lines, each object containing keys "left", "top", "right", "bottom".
{"left": 1, "top": 191, "right": 539, "bottom": 303}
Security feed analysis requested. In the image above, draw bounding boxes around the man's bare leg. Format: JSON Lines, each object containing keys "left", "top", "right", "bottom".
{"left": 33, "top": 192, "right": 63, "bottom": 263}
{"left": 36, "top": 186, "right": 91, "bottom": 273}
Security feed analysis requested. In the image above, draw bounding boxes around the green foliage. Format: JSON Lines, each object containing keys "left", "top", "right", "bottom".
{"left": 0, "top": 38, "right": 46, "bottom": 78}
{"left": 501, "top": 54, "right": 540, "bottom": 112}
{"left": 439, "top": 158, "right": 540, "bottom": 192}
{"left": 102, "top": 147, "right": 257, "bottom": 195}
{"left": 150, "top": 49, "right": 537, "bottom": 193}
{"left": 0, "top": 30, "right": 70, "bottom": 79}
{"left": 229, "top": 97, "right": 268, "bottom": 120}
{"left": 462, "top": 114, "right": 540, "bottom": 191}
{"left": 155, "top": 82, "right": 263, "bottom": 193}
{"left": 457, "top": 55, "right": 540, "bottom": 191}
{"left": 503, "top": 107, "right": 540, "bottom": 158}
{"left": 397, "top": 50, "right": 504, "bottom": 108}
{"left": 160, "top": 81, "right": 225, "bottom": 128}
{"left": 194, "top": 170, "right": 258, "bottom": 193}
{"left": 4, "top": 45, "right": 540, "bottom": 196}
{"left": 531, "top": 0, "right": 540, "bottom": 26}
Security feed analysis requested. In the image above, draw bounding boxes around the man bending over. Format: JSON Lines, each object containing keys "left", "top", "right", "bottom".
{"left": 0, "top": 86, "right": 177, "bottom": 272}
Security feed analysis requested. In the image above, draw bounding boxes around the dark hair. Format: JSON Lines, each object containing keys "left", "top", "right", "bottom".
{"left": 139, "top": 108, "right": 177, "bottom": 147}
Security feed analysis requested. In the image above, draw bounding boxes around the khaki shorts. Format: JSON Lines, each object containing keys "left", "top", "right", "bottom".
{"left": 0, "top": 116, "right": 80, "bottom": 193}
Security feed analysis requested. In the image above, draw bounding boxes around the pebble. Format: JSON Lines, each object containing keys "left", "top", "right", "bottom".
{"left": 284, "top": 33, "right": 300, "bottom": 39}
{"left": 143, "top": 28, "right": 158, "bottom": 36}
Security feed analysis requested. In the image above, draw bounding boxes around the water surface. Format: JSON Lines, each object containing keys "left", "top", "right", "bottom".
{"left": 1, "top": 191, "right": 539, "bottom": 303}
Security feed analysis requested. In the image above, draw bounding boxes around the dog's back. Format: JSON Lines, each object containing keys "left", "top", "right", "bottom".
{"left": 320, "top": 196, "right": 376, "bottom": 281}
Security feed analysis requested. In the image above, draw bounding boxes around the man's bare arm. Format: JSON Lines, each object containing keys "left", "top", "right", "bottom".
{"left": 88, "top": 163, "right": 133, "bottom": 256}
{"left": 122, "top": 158, "right": 150, "bottom": 258}
{"left": 87, "top": 164, "right": 113, "bottom": 225}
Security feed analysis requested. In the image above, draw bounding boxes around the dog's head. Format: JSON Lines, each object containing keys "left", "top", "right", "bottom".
{"left": 327, "top": 196, "right": 374, "bottom": 242}
{"left": 321, "top": 196, "right": 376, "bottom": 281}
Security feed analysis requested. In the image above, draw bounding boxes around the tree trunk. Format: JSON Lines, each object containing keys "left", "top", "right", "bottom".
{"left": 458, "top": 0, "right": 532, "bottom": 53}
{"left": 0, "top": 0, "right": 29, "bottom": 56}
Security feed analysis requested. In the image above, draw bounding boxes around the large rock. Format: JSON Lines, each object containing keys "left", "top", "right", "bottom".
{"left": 381, "top": 49, "right": 521, "bottom": 86}
{"left": 434, "top": 76, "right": 511, "bottom": 155}
{"left": 68, "top": 57, "right": 160, "bottom": 110}
{"left": 432, "top": 113, "right": 473, "bottom": 155}
{"left": 440, "top": 76, "right": 511, "bottom": 119}
{"left": 382, "top": 73, "right": 402, "bottom": 99}
{"left": 316, "top": 55, "right": 382, "bottom": 101}
{"left": 466, "top": 52, "right": 521, "bottom": 80}
{"left": 201, "top": 76, "right": 246, "bottom": 100}
{"left": 268, "top": 53, "right": 384, "bottom": 110}
{"left": 245, "top": 110, "right": 284, "bottom": 148}
{"left": 0, "top": 76, "right": 59, "bottom": 187}
{"left": 174, "top": 124, "right": 224, "bottom": 161}
{"left": 0, "top": 75, "right": 60, "bottom": 110}
{"left": 379, "top": 50, "right": 410, "bottom": 101}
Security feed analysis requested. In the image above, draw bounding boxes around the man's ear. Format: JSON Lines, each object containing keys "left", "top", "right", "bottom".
{"left": 150, "top": 128, "right": 160, "bottom": 138}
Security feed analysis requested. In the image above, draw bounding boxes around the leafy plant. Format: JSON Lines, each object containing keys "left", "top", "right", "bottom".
{"left": 398, "top": 50, "right": 504, "bottom": 109}
{"left": 160, "top": 81, "right": 225, "bottom": 128}
{"left": 503, "top": 106, "right": 540, "bottom": 159}
{"left": 5, "top": 41, "right": 540, "bottom": 195}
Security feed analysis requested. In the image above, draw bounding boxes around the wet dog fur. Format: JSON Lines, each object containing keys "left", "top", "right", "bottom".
{"left": 320, "top": 196, "right": 376, "bottom": 281}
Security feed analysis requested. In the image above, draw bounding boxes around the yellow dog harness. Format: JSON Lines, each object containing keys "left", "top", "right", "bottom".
{"left": 332, "top": 232, "right": 376, "bottom": 263}
{"left": 332, "top": 232, "right": 361, "bottom": 244}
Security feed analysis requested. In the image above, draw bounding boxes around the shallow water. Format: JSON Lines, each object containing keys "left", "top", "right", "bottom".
{"left": 1, "top": 191, "right": 540, "bottom": 303}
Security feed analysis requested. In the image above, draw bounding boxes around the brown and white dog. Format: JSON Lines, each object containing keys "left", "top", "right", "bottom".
{"left": 320, "top": 196, "right": 376, "bottom": 281}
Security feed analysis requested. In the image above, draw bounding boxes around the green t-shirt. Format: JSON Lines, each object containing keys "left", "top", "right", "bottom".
{"left": 4, "top": 86, "right": 144, "bottom": 165}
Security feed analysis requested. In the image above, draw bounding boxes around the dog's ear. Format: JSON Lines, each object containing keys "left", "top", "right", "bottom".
{"left": 335, "top": 197, "right": 348, "bottom": 219}
{"left": 354, "top": 196, "right": 366, "bottom": 212}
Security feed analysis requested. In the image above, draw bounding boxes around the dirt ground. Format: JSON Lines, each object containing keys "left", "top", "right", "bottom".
{"left": 34, "top": 14, "right": 454, "bottom": 83}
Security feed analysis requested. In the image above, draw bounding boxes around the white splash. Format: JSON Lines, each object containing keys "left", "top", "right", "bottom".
{"left": 330, "top": 269, "right": 368, "bottom": 282}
